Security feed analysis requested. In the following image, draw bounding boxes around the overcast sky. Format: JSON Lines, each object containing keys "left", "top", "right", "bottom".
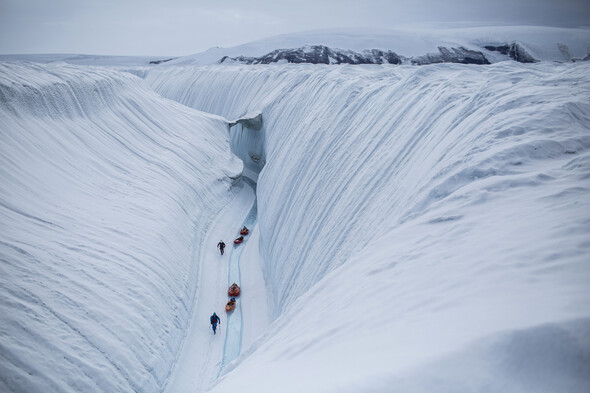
{"left": 1, "top": 0, "right": 589, "bottom": 56}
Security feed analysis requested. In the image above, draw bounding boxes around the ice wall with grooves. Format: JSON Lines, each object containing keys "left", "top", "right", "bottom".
{"left": 0, "top": 63, "right": 241, "bottom": 392}
{"left": 141, "top": 62, "right": 590, "bottom": 317}
{"left": 141, "top": 63, "right": 590, "bottom": 391}
{"left": 228, "top": 113, "right": 265, "bottom": 176}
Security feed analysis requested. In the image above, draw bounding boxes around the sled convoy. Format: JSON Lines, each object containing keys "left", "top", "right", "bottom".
{"left": 233, "top": 226, "right": 249, "bottom": 244}
{"left": 225, "top": 283, "right": 240, "bottom": 312}
{"left": 212, "top": 226, "right": 249, "bottom": 333}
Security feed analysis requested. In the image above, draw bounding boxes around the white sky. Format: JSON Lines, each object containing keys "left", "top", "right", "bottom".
{"left": 1, "top": 0, "right": 589, "bottom": 56}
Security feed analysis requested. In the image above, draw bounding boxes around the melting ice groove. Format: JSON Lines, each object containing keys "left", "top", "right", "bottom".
{"left": 219, "top": 177, "right": 258, "bottom": 374}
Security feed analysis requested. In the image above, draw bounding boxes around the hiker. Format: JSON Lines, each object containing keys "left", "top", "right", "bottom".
{"left": 210, "top": 313, "right": 221, "bottom": 334}
{"left": 217, "top": 240, "right": 226, "bottom": 255}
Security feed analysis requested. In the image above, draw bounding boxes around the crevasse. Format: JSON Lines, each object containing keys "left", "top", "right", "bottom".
{"left": 142, "top": 62, "right": 590, "bottom": 392}
{"left": 142, "top": 62, "right": 590, "bottom": 316}
{"left": 219, "top": 115, "right": 265, "bottom": 373}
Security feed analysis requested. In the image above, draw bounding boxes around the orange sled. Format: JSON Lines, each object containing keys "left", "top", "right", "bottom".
{"left": 228, "top": 283, "right": 240, "bottom": 297}
{"left": 225, "top": 298, "right": 236, "bottom": 312}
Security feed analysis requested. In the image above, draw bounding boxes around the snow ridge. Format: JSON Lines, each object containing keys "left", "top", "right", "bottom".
{"left": 0, "top": 62, "right": 241, "bottom": 392}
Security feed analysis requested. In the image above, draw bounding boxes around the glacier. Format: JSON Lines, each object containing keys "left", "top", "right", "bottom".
{"left": 141, "top": 61, "right": 590, "bottom": 392}
{"left": 1, "top": 28, "right": 590, "bottom": 393}
{"left": 0, "top": 62, "right": 242, "bottom": 392}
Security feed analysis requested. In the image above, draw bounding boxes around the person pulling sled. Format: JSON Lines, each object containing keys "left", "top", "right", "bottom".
{"left": 217, "top": 240, "right": 226, "bottom": 255}
{"left": 210, "top": 312, "right": 221, "bottom": 334}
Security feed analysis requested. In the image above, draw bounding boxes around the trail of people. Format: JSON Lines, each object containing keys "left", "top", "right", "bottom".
{"left": 163, "top": 181, "right": 255, "bottom": 393}
{"left": 162, "top": 175, "right": 269, "bottom": 393}
{"left": 219, "top": 178, "right": 258, "bottom": 374}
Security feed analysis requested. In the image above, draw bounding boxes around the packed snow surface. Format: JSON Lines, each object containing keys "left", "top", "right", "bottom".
{"left": 2, "top": 27, "right": 590, "bottom": 393}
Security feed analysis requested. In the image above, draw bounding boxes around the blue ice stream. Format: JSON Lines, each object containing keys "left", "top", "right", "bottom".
{"left": 219, "top": 177, "right": 257, "bottom": 375}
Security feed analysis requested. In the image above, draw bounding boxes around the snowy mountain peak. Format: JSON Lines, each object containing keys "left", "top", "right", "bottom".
{"left": 483, "top": 43, "right": 537, "bottom": 63}
{"left": 220, "top": 45, "right": 403, "bottom": 65}
{"left": 167, "top": 26, "right": 590, "bottom": 66}
{"left": 219, "top": 44, "right": 496, "bottom": 65}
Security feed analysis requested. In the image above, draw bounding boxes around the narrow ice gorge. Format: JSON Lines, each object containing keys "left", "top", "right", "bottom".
{"left": 142, "top": 62, "right": 590, "bottom": 392}
{"left": 0, "top": 46, "right": 589, "bottom": 393}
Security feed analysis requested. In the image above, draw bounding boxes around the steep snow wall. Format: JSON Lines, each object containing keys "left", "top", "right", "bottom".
{"left": 228, "top": 113, "right": 265, "bottom": 178}
{"left": 141, "top": 62, "right": 590, "bottom": 392}
{"left": 0, "top": 63, "right": 241, "bottom": 392}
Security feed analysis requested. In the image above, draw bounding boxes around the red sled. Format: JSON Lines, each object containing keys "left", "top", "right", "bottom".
{"left": 240, "top": 227, "right": 249, "bottom": 236}
{"left": 226, "top": 298, "right": 236, "bottom": 312}
{"left": 234, "top": 236, "right": 244, "bottom": 244}
{"left": 228, "top": 283, "right": 240, "bottom": 297}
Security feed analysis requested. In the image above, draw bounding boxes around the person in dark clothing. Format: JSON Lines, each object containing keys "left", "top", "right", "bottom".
{"left": 217, "top": 240, "right": 226, "bottom": 255}
{"left": 210, "top": 313, "right": 221, "bottom": 334}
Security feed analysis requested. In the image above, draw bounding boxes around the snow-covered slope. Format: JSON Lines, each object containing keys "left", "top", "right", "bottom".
{"left": 2, "top": 26, "right": 590, "bottom": 393}
{"left": 168, "top": 26, "right": 590, "bottom": 65}
{"left": 141, "top": 61, "right": 590, "bottom": 392}
{"left": 0, "top": 62, "right": 241, "bottom": 392}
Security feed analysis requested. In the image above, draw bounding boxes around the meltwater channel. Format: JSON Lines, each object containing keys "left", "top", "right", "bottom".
{"left": 219, "top": 177, "right": 258, "bottom": 374}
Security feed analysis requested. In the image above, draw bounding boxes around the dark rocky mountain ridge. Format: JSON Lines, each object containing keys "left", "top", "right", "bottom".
{"left": 218, "top": 43, "right": 542, "bottom": 65}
